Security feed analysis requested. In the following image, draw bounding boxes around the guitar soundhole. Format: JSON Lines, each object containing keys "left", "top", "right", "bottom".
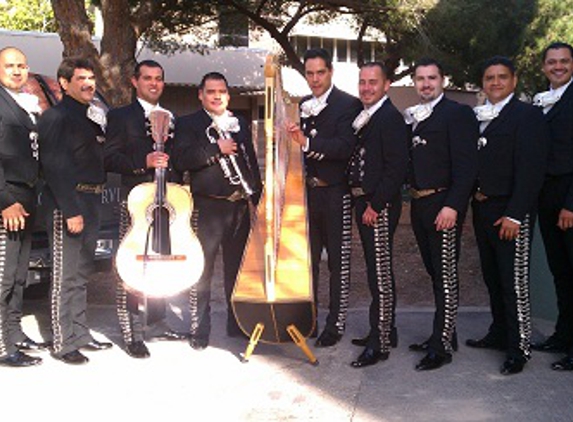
{"left": 146, "top": 203, "right": 176, "bottom": 225}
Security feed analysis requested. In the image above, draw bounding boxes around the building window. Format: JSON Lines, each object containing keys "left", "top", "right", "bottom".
{"left": 289, "top": 35, "right": 382, "bottom": 64}
{"left": 336, "top": 39, "right": 348, "bottom": 62}
{"left": 310, "top": 36, "right": 321, "bottom": 50}
{"left": 322, "top": 38, "right": 334, "bottom": 61}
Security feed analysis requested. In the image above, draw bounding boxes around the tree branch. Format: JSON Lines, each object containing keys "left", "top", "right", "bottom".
{"left": 223, "top": 0, "right": 305, "bottom": 74}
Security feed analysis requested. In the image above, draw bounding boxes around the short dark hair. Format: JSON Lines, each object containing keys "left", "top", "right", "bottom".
{"left": 134, "top": 60, "right": 164, "bottom": 79}
{"left": 303, "top": 48, "right": 333, "bottom": 70}
{"left": 199, "top": 72, "right": 229, "bottom": 90}
{"left": 360, "top": 61, "right": 393, "bottom": 81}
{"left": 57, "top": 57, "right": 94, "bottom": 82}
{"left": 412, "top": 58, "right": 444, "bottom": 78}
{"left": 542, "top": 41, "right": 573, "bottom": 62}
{"left": 480, "top": 56, "right": 515, "bottom": 78}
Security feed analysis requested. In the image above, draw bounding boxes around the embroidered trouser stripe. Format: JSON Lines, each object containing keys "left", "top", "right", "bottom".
{"left": 189, "top": 208, "right": 200, "bottom": 337}
{"left": 336, "top": 193, "right": 352, "bottom": 334}
{"left": 410, "top": 192, "right": 462, "bottom": 356}
{"left": 116, "top": 201, "right": 133, "bottom": 345}
{"left": 514, "top": 215, "right": 532, "bottom": 359}
{"left": 0, "top": 224, "right": 8, "bottom": 357}
{"left": 374, "top": 209, "right": 393, "bottom": 353}
{"left": 440, "top": 226, "right": 459, "bottom": 354}
{"left": 50, "top": 209, "right": 65, "bottom": 354}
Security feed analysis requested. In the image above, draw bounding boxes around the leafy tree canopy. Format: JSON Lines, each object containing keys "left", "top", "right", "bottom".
{"left": 516, "top": 0, "right": 573, "bottom": 95}
{"left": 0, "top": 0, "right": 57, "bottom": 32}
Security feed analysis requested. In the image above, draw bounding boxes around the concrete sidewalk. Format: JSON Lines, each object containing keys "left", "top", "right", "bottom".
{"left": 2, "top": 300, "right": 572, "bottom": 422}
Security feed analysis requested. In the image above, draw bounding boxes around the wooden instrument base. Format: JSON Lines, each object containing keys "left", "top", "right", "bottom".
{"left": 240, "top": 322, "right": 319, "bottom": 366}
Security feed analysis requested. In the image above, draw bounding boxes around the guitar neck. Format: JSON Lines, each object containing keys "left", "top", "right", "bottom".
{"left": 155, "top": 140, "right": 167, "bottom": 204}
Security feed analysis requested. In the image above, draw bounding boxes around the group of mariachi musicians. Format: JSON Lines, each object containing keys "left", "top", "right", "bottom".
{"left": 1, "top": 41, "right": 573, "bottom": 376}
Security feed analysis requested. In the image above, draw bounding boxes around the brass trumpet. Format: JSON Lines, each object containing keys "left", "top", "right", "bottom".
{"left": 205, "top": 120, "right": 254, "bottom": 197}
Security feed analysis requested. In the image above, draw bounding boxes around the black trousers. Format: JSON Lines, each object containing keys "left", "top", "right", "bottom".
{"left": 115, "top": 200, "right": 169, "bottom": 345}
{"left": 0, "top": 186, "right": 35, "bottom": 358}
{"left": 411, "top": 192, "right": 462, "bottom": 356}
{"left": 538, "top": 175, "right": 573, "bottom": 348}
{"left": 354, "top": 194, "right": 401, "bottom": 352}
{"left": 189, "top": 196, "right": 250, "bottom": 340}
{"left": 472, "top": 197, "right": 533, "bottom": 361}
{"left": 46, "top": 191, "right": 100, "bottom": 357}
{"left": 308, "top": 184, "right": 352, "bottom": 336}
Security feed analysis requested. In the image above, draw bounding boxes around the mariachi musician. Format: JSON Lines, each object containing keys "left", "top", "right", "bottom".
{"left": 105, "top": 60, "right": 187, "bottom": 359}
{"left": 0, "top": 47, "right": 45, "bottom": 367}
{"left": 173, "top": 72, "right": 262, "bottom": 351}
{"left": 38, "top": 57, "right": 112, "bottom": 365}
{"left": 287, "top": 48, "right": 362, "bottom": 348}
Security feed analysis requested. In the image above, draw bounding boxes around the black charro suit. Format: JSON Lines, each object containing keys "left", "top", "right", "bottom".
{"left": 300, "top": 86, "right": 362, "bottom": 338}
{"left": 104, "top": 100, "right": 182, "bottom": 345}
{"left": 173, "top": 109, "right": 261, "bottom": 342}
{"left": 536, "top": 81, "right": 573, "bottom": 353}
{"left": 472, "top": 96, "right": 548, "bottom": 363}
{"left": 38, "top": 95, "right": 106, "bottom": 357}
{"left": 408, "top": 95, "right": 479, "bottom": 357}
{"left": 347, "top": 97, "right": 408, "bottom": 353}
{"left": 0, "top": 87, "right": 40, "bottom": 358}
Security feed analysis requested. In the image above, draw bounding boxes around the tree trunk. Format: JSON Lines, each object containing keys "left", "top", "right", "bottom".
{"left": 99, "top": 0, "right": 139, "bottom": 106}
{"left": 50, "top": 0, "right": 139, "bottom": 107}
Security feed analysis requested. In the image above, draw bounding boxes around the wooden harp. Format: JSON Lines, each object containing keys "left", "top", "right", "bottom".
{"left": 231, "top": 55, "right": 316, "bottom": 350}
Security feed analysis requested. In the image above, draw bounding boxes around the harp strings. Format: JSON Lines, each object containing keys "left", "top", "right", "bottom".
{"left": 271, "top": 65, "right": 293, "bottom": 254}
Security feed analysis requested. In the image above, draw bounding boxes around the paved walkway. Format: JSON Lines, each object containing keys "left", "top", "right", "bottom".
{"left": 2, "top": 299, "right": 572, "bottom": 422}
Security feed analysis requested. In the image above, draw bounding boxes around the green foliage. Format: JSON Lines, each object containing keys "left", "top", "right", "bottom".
{"left": 0, "top": 0, "right": 56, "bottom": 32}
{"left": 516, "top": 0, "right": 573, "bottom": 95}
{"left": 405, "top": 0, "right": 537, "bottom": 88}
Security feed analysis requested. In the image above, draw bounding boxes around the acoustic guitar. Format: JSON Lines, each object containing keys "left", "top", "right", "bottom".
{"left": 115, "top": 109, "right": 204, "bottom": 297}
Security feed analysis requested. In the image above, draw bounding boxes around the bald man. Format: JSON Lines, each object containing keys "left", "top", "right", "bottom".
{"left": 0, "top": 47, "right": 44, "bottom": 367}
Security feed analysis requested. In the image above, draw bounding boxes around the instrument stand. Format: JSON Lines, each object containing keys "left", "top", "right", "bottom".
{"left": 240, "top": 323, "right": 319, "bottom": 366}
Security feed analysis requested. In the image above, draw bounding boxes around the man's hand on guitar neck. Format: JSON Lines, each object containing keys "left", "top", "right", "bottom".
{"left": 146, "top": 151, "right": 170, "bottom": 169}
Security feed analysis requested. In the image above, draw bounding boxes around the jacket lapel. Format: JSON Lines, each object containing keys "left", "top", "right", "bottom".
{"left": 482, "top": 97, "right": 517, "bottom": 136}
{"left": 0, "top": 87, "right": 35, "bottom": 130}
{"left": 546, "top": 82, "right": 573, "bottom": 121}
{"left": 414, "top": 96, "right": 446, "bottom": 134}
{"left": 360, "top": 98, "right": 390, "bottom": 139}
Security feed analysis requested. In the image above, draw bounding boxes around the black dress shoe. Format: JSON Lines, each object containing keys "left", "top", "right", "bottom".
{"left": 351, "top": 335, "right": 369, "bottom": 347}
{"left": 15, "top": 337, "right": 49, "bottom": 352}
{"left": 410, "top": 336, "right": 458, "bottom": 352}
{"left": 151, "top": 330, "right": 188, "bottom": 341}
{"left": 189, "top": 337, "right": 209, "bottom": 351}
{"left": 531, "top": 335, "right": 568, "bottom": 353}
{"left": 351, "top": 347, "right": 389, "bottom": 368}
{"left": 55, "top": 350, "right": 89, "bottom": 365}
{"left": 500, "top": 357, "right": 525, "bottom": 375}
{"left": 81, "top": 340, "right": 113, "bottom": 351}
{"left": 352, "top": 327, "right": 398, "bottom": 348}
{"left": 409, "top": 340, "right": 429, "bottom": 352}
{"left": 415, "top": 352, "right": 452, "bottom": 371}
{"left": 466, "top": 336, "right": 506, "bottom": 351}
{"left": 0, "top": 350, "right": 42, "bottom": 367}
{"left": 551, "top": 355, "right": 573, "bottom": 371}
{"left": 314, "top": 331, "right": 342, "bottom": 348}
{"left": 126, "top": 341, "right": 150, "bottom": 359}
